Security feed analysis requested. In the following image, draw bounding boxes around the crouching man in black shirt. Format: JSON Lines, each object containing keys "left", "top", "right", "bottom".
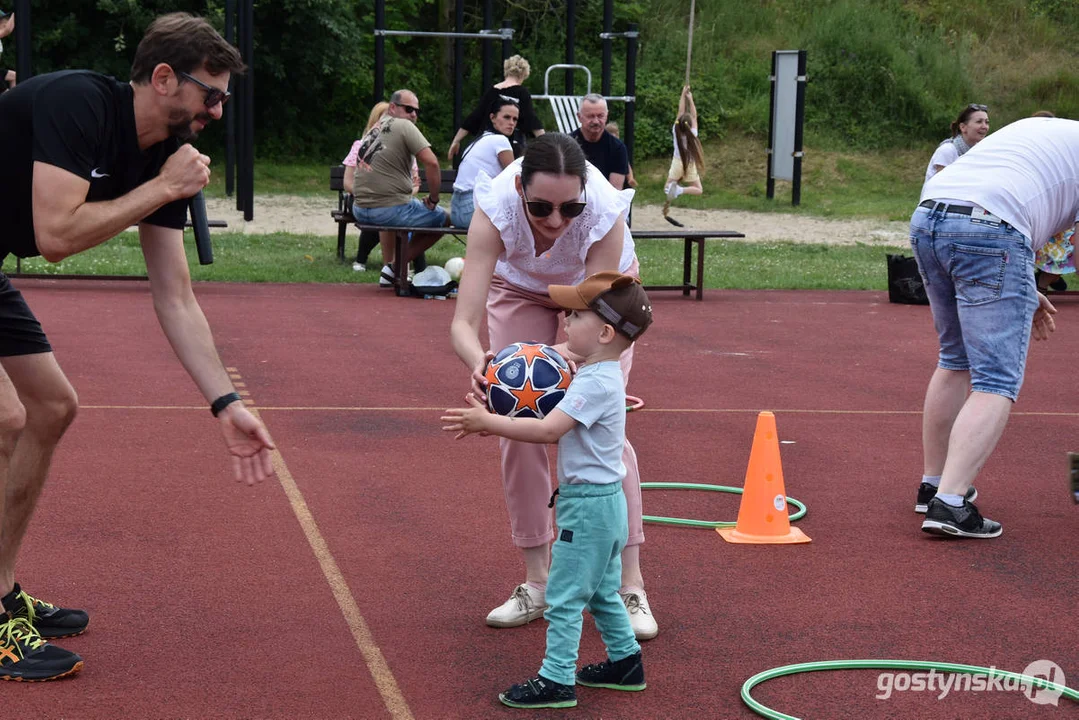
{"left": 0, "top": 13, "right": 274, "bottom": 681}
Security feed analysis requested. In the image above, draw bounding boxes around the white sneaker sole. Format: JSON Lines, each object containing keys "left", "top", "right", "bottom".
{"left": 486, "top": 606, "right": 547, "bottom": 628}
{"left": 920, "top": 520, "right": 1002, "bottom": 538}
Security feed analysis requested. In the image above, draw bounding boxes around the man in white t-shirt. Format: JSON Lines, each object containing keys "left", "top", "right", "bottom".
{"left": 910, "top": 117, "right": 1079, "bottom": 539}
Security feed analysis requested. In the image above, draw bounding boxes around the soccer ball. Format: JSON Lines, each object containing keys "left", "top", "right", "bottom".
{"left": 445, "top": 257, "right": 465, "bottom": 281}
{"left": 484, "top": 342, "right": 572, "bottom": 419}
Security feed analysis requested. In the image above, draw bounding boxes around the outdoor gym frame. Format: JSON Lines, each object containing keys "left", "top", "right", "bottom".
{"left": 371, "top": 0, "right": 640, "bottom": 162}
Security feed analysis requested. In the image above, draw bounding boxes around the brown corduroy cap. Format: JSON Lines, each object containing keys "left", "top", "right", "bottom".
{"left": 548, "top": 271, "right": 654, "bottom": 340}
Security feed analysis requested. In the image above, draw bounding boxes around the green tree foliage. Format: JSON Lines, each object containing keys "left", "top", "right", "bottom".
{"left": 5, "top": 0, "right": 1076, "bottom": 162}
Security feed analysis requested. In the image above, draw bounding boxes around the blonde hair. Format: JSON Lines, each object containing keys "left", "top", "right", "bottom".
{"left": 604, "top": 121, "right": 620, "bottom": 138}
{"left": 503, "top": 55, "right": 531, "bottom": 81}
{"left": 674, "top": 113, "right": 705, "bottom": 178}
{"left": 364, "top": 101, "right": 390, "bottom": 134}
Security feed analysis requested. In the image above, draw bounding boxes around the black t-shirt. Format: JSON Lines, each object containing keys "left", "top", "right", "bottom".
{"left": 0, "top": 70, "right": 187, "bottom": 259}
{"left": 462, "top": 84, "right": 543, "bottom": 135}
{"left": 570, "top": 129, "right": 629, "bottom": 186}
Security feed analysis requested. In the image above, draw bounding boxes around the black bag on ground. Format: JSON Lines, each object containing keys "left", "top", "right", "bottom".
{"left": 887, "top": 254, "right": 929, "bottom": 305}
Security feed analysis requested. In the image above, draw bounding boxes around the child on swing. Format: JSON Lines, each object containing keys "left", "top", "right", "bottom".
{"left": 663, "top": 85, "right": 705, "bottom": 217}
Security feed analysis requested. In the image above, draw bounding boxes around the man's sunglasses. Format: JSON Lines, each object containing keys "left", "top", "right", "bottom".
{"left": 396, "top": 104, "right": 420, "bottom": 116}
{"left": 523, "top": 189, "right": 587, "bottom": 219}
{"left": 179, "top": 71, "right": 231, "bottom": 108}
{"left": 968, "top": 103, "right": 988, "bottom": 112}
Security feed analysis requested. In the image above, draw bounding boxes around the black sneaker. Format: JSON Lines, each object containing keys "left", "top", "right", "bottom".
{"left": 0, "top": 609, "right": 83, "bottom": 682}
{"left": 921, "top": 498, "right": 1002, "bottom": 538}
{"left": 499, "top": 675, "right": 577, "bottom": 709}
{"left": 914, "top": 483, "right": 977, "bottom": 514}
{"left": 7, "top": 584, "right": 89, "bottom": 639}
{"left": 576, "top": 650, "right": 647, "bottom": 691}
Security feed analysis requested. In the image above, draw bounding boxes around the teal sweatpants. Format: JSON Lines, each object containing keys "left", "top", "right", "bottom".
{"left": 539, "top": 482, "right": 641, "bottom": 686}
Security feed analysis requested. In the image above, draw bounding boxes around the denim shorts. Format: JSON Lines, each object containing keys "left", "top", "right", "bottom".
{"left": 352, "top": 197, "right": 446, "bottom": 228}
{"left": 909, "top": 204, "right": 1037, "bottom": 401}
{"left": 450, "top": 190, "right": 474, "bottom": 229}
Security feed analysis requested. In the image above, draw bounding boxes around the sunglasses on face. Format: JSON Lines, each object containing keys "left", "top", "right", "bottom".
{"left": 179, "top": 71, "right": 231, "bottom": 108}
{"left": 522, "top": 189, "right": 587, "bottom": 219}
{"left": 396, "top": 104, "right": 420, "bottom": 116}
{"left": 968, "top": 103, "right": 988, "bottom": 112}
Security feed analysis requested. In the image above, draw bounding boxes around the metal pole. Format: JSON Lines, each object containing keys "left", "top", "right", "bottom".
{"left": 374, "top": 0, "right": 385, "bottom": 102}
{"left": 601, "top": 0, "right": 612, "bottom": 97}
{"left": 765, "top": 51, "right": 777, "bottom": 200}
{"left": 501, "top": 19, "right": 513, "bottom": 63}
{"left": 565, "top": 0, "right": 576, "bottom": 96}
{"left": 792, "top": 50, "right": 807, "bottom": 207}
{"left": 242, "top": 0, "right": 254, "bottom": 221}
{"left": 685, "top": 0, "right": 696, "bottom": 85}
{"left": 224, "top": 0, "right": 235, "bottom": 197}
{"left": 454, "top": 0, "right": 464, "bottom": 139}
{"left": 624, "top": 24, "right": 638, "bottom": 164}
{"left": 234, "top": 2, "right": 246, "bottom": 212}
{"left": 482, "top": 0, "right": 494, "bottom": 90}
{"left": 13, "top": 0, "right": 30, "bottom": 80}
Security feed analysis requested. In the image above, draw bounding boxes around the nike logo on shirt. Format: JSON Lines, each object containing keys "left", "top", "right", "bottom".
{"left": 90, "top": 168, "right": 109, "bottom": 178}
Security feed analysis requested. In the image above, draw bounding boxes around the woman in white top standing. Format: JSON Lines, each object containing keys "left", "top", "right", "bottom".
{"left": 450, "top": 133, "right": 659, "bottom": 641}
{"left": 664, "top": 85, "right": 705, "bottom": 212}
{"left": 924, "top": 104, "right": 990, "bottom": 182}
{"left": 451, "top": 98, "right": 519, "bottom": 229}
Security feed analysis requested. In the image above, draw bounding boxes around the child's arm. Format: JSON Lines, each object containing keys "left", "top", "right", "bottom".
{"left": 686, "top": 88, "right": 698, "bottom": 131}
{"left": 442, "top": 394, "right": 578, "bottom": 443}
{"left": 677, "top": 85, "right": 688, "bottom": 119}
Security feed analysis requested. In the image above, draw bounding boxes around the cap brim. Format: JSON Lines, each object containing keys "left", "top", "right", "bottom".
{"left": 547, "top": 283, "right": 589, "bottom": 310}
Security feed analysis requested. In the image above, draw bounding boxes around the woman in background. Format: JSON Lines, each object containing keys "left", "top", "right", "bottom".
{"left": 923, "top": 104, "right": 989, "bottom": 182}
{"left": 448, "top": 55, "right": 544, "bottom": 161}
{"left": 450, "top": 98, "right": 519, "bottom": 229}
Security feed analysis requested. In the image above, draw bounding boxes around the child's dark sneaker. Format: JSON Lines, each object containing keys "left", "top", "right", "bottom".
{"left": 921, "top": 497, "right": 1002, "bottom": 538}
{"left": 914, "top": 483, "right": 977, "bottom": 514}
{"left": 0, "top": 609, "right": 83, "bottom": 682}
{"left": 499, "top": 675, "right": 577, "bottom": 709}
{"left": 576, "top": 650, "right": 646, "bottom": 691}
{"left": 7, "top": 584, "right": 89, "bottom": 639}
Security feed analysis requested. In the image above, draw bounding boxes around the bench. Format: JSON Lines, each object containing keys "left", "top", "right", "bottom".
{"left": 329, "top": 165, "right": 466, "bottom": 262}
{"left": 633, "top": 230, "right": 746, "bottom": 301}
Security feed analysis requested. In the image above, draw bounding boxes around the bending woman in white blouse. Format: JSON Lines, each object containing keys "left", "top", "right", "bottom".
{"left": 450, "top": 133, "right": 658, "bottom": 640}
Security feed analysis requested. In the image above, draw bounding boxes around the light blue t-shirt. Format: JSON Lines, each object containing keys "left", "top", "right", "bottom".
{"left": 556, "top": 361, "right": 626, "bottom": 486}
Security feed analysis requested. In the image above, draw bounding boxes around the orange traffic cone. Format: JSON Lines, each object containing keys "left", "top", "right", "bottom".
{"left": 717, "top": 412, "right": 811, "bottom": 544}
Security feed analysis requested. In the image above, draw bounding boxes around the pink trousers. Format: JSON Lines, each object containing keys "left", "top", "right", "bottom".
{"left": 485, "top": 272, "right": 645, "bottom": 549}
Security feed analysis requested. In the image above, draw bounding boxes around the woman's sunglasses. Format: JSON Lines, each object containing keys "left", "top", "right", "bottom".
{"left": 967, "top": 103, "right": 988, "bottom": 112}
{"left": 179, "top": 71, "right": 231, "bottom": 108}
{"left": 523, "top": 189, "right": 587, "bottom": 219}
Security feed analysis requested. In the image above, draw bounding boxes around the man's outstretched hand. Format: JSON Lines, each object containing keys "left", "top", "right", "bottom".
{"left": 218, "top": 404, "right": 276, "bottom": 485}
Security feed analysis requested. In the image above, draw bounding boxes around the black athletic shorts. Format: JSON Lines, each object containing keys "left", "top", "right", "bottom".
{"left": 0, "top": 272, "right": 52, "bottom": 357}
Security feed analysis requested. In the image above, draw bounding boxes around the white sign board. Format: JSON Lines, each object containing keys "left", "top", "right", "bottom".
{"left": 770, "top": 50, "right": 799, "bottom": 182}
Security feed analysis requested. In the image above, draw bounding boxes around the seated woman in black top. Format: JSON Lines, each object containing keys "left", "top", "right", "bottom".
{"left": 448, "top": 55, "right": 544, "bottom": 161}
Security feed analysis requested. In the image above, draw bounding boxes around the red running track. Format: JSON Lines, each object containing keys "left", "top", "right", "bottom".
{"left": 3, "top": 278, "right": 1076, "bottom": 719}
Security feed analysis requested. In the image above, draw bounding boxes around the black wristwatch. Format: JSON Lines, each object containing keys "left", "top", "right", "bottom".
{"left": 210, "top": 392, "right": 243, "bottom": 417}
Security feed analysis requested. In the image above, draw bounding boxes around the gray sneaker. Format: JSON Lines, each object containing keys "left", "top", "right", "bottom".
{"left": 921, "top": 498, "right": 1001, "bottom": 538}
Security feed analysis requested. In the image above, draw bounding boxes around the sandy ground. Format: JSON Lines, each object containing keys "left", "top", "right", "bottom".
{"left": 204, "top": 194, "right": 912, "bottom": 247}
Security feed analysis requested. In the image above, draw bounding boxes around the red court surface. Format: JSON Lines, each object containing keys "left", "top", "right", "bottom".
{"left": 4, "top": 278, "right": 1077, "bottom": 719}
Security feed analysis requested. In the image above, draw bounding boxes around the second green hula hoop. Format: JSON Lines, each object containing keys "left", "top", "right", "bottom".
{"left": 640, "top": 482, "right": 807, "bottom": 528}
{"left": 741, "top": 659, "right": 1079, "bottom": 719}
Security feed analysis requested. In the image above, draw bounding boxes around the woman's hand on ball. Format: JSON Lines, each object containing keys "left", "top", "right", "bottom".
{"left": 471, "top": 351, "right": 494, "bottom": 401}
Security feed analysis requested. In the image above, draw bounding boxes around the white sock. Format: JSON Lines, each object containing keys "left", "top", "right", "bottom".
{"left": 936, "top": 493, "right": 964, "bottom": 507}
{"left": 673, "top": 185, "right": 684, "bottom": 198}
{"left": 922, "top": 475, "right": 941, "bottom": 488}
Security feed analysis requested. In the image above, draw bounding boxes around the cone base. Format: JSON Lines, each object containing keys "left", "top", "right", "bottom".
{"left": 716, "top": 526, "right": 812, "bottom": 544}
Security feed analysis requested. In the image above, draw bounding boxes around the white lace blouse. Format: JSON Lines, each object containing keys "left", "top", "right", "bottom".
{"left": 473, "top": 158, "right": 636, "bottom": 294}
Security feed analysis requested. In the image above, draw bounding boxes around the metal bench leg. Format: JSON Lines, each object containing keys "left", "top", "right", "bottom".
{"left": 394, "top": 232, "right": 410, "bottom": 297}
{"left": 683, "top": 237, "right": 692, "bottom": 297}
{"left": 696, "top": 238, "right": 705, "bottom": 301}
{"left": 337, "top": 222, "right": 347, "bottom": 261}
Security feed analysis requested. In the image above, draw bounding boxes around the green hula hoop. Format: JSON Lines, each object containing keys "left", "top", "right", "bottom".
{"left": 640, "top": 482, "right": 806, "bottom": 528}
{"left": 742, "top": 659, "right": 1079, "bottom": 719}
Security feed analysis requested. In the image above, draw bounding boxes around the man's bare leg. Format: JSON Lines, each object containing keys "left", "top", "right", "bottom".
{"left": 922, "top": 367, "right": 970, "bottom": 476}
{"left": 0, "top": 353, "right": 78, "bottom": 597}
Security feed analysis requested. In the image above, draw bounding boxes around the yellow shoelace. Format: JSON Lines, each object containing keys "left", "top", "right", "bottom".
{"left": 0, "top": 614, "right": 45, "bottom": 657}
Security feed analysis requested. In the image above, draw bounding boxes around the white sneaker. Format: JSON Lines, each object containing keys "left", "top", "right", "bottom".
{"left": 352, "top": 262, "right": 366, "bottom": 272}
{"left": 665, "top": 182, "right": 680, "bottom": 202}
{"left": 620, "top": 589, "right": 658, "bottom": 640}
{"left": 486, "top": 584, "right": 547, "bottom": 628}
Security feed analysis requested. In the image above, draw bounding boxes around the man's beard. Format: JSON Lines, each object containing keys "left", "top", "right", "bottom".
{"left": 168, "top": 109, "right": 212, "bottom": 142}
